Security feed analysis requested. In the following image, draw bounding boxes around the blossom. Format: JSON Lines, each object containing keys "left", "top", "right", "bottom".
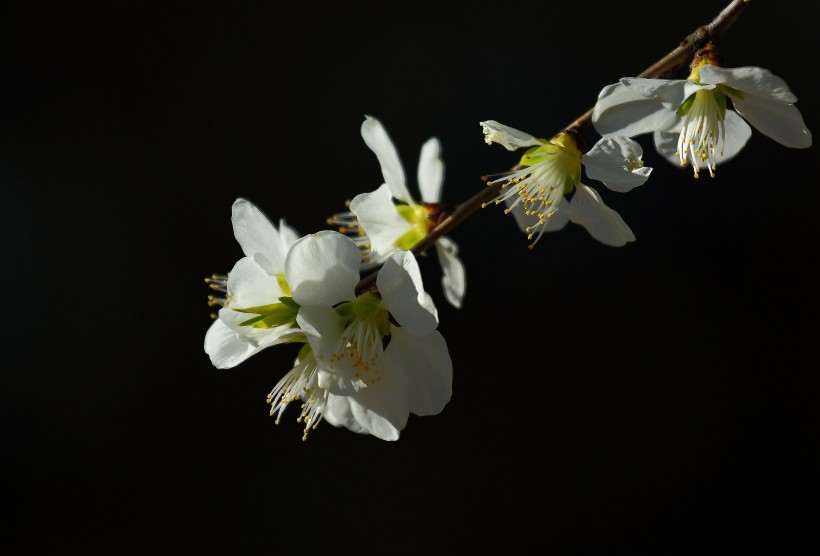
{"left": 204, "top": 198, "right": 302, "bottom": 369}
{"left": 480, "top": 120, "right": 652, "bottom": 248}
{"left": 592, "top": 44, "right": 812, "bottom": 178}
{"left": 284, "top": 231, "right": 453, "bottom": 441}
{"left": 343, "top": 116, "right": 467, "bottom": 308}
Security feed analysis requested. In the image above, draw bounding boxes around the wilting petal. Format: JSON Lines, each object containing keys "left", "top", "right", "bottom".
{"left": 435, "top": 236, "right": 466, "bottom": 309}
{"left": 480, "top": 120, "right": 541, "bottom": 151}
{"left": 582, "top": 136, "right": 652, "bottom": 192}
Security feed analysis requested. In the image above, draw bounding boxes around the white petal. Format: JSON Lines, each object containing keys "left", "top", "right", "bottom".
{"left": 297, "top": 305, "right": 367, "bottom": 395}
{"left": 377, "top": 250, "right": 438, "bottom": 337}
{"left": 582, "top": 137, "right": 652, "bottom": 192}
{"left": 278, "top": 219, "right": 299, "bottom": 253}
{"left": 231, "top": 198, "right": 285, "bottom": 275}
{"left": 286, "top": 231, "right": 361, "bottom": 307}
{"left": 217, "top": 305, "right": 301, "bottom": 349}
{"left": 361, "top": 116, "right": 411, "bottom": 201}
{"left": 700, "top": 65, "right": 798, "bottom": 103}
{"left": 434, "top": 237, "right": 466, "bottom": 309}
{"left": 568, "top": 185, "right": 635, "bottom": 247}
{"left": 619, "top": 77, "right": 708, "bottom": 110}
{"left": 385, "top": 328, "right": 452, "bottom": 417}
{"left": 653, "top": 109, "right": 752, "bottom": 168}
{"left": 592, "top": 82, "right": 681, "bottom": 137}
{"left": 417, "top": 137, "right": 444, "bottom": 203}
{"left": 226, "top": 256, "right": 283, "bottom": 308}
{"left": 348, "top": 184, "right": 412, "bottom": 260}
{"left": 731, "top": 95, "right": 812, "bottom": 149}
{"left": 479, "top": 120, "right": 541, "bottom": 151}
{"left": 204, "top": 319, "right": 261, "bottom": 369}
{"left": 322, "top": 367, "right": 409, "bottom": 441}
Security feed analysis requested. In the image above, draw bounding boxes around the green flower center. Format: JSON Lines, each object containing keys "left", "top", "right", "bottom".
{"left": 394, "top": 203, "right": 431, "bottom": 250}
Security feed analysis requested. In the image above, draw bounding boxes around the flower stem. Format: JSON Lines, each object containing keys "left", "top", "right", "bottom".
{"left": 354, "top": 0, "right": 751, "bottom": 295}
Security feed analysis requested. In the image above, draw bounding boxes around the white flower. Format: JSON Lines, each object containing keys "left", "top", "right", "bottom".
{"left": 480, "top": 120, "right": 651, "bottom": 248}
{"left": 592, "top": 45, "right": 812, "bottom": 178}
{"left": 346, "top": 116, "right": 467, "bottom": 308}
{"left": 204, "top": 198, "right": 302, "bottom": 369}
{"left": 283, "top": 231, "right": 453, "bottom": 441}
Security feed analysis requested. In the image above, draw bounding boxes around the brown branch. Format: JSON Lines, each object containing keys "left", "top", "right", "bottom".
{"left": 355, "top": 0, "right": 751, "bottom": 295}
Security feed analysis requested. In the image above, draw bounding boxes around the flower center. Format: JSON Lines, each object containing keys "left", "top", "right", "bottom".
{"left": 233, "top": 274, "right": 300, "bottom": 328}
{"left": 267, "top": 343, "right": 327, "bottom": 441}
{"left": 394, "top": 202, "right": 431, "bottom": 250}
{"left": 332, "top": 292, "right": 391, "bottom": 383}
{"left": 675, "top": 89, "right": 727, "bottom": 178}
{"left": 484, "top": 132, "right": 582, "bottom": 248}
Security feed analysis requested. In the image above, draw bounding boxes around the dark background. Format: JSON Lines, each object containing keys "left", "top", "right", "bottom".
{"left": 2, "top": 1, "right": 818, "bottom": 554}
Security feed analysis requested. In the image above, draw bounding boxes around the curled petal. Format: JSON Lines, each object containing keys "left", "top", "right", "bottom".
{"left": 480, "top": 120, "right": 541, "bottom": 151}
{"left": 582, "top": 136, "right": 652, "bottom": 193}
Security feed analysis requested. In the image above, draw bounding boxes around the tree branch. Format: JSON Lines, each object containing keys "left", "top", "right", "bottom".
{"left": 355, "top": 0, "right": 751, "bottom": 295}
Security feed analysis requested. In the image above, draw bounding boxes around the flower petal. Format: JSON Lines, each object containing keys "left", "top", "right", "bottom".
{"left": 349, "top": 184, "right": 412, "bottom": 260}
{"left": 297, "top": 305, "right": 367, "bottom": 395}
{"left": 377, "top": 250, "right": 438, "bottom": 337}
{"left": 480, "top": 120, "right": 541, "bottom": 151}
{"left": 592, "top": 82, "right": 681, "bottom": 137}
{"left": 231, "top": 198, "right": 286, "bottom": 275}
{"left": 385, "top": 328, "right": 452, "bottom": 417}
{"left": 619, "top": 77, "right": 707, "bottom": 110}
{"left": 653, "top": 109, "right": 752, "bottom": 168}
{"left": 700, "top": 65, "right": 798, "bottom": 103}
{"left": 361, "top": 116, "right": 412, "bottom": 201}
{"left": 322, "top": 365, "right": 409, "bottom": 441}
{"left": 278, "top": 219, "right": 299, "bottom": 253}
{"left": 286, "top": 231, "right": 361, "bottom": 307}
{"left": 568, "top": 184, "right": 635, "bottom": 247}
{"left": 582, "top": 136, "right": 652, "bottom": 192}
{"left": 434, "top": 237, "right": 466, "bottom": 309}
{"left": 227, "top": 256, "right": 283, "bottom": 308}
{"left": 417, "top": 137, "right": 444, "bottom": 203}
{"left": 204, "top": 319, "right": 261, "bottom": 369}
{"left": 731, "top": 94, "right": 812, "bottom": 149}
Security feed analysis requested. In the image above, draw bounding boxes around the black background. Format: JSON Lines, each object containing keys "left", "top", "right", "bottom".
{"left": 2, "top": 1, "right": 819, "bottom": 554}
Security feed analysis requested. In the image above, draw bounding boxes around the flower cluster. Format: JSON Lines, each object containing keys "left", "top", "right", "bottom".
{"left": 204, "top": 40, "right": 811, "bottom": 441}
